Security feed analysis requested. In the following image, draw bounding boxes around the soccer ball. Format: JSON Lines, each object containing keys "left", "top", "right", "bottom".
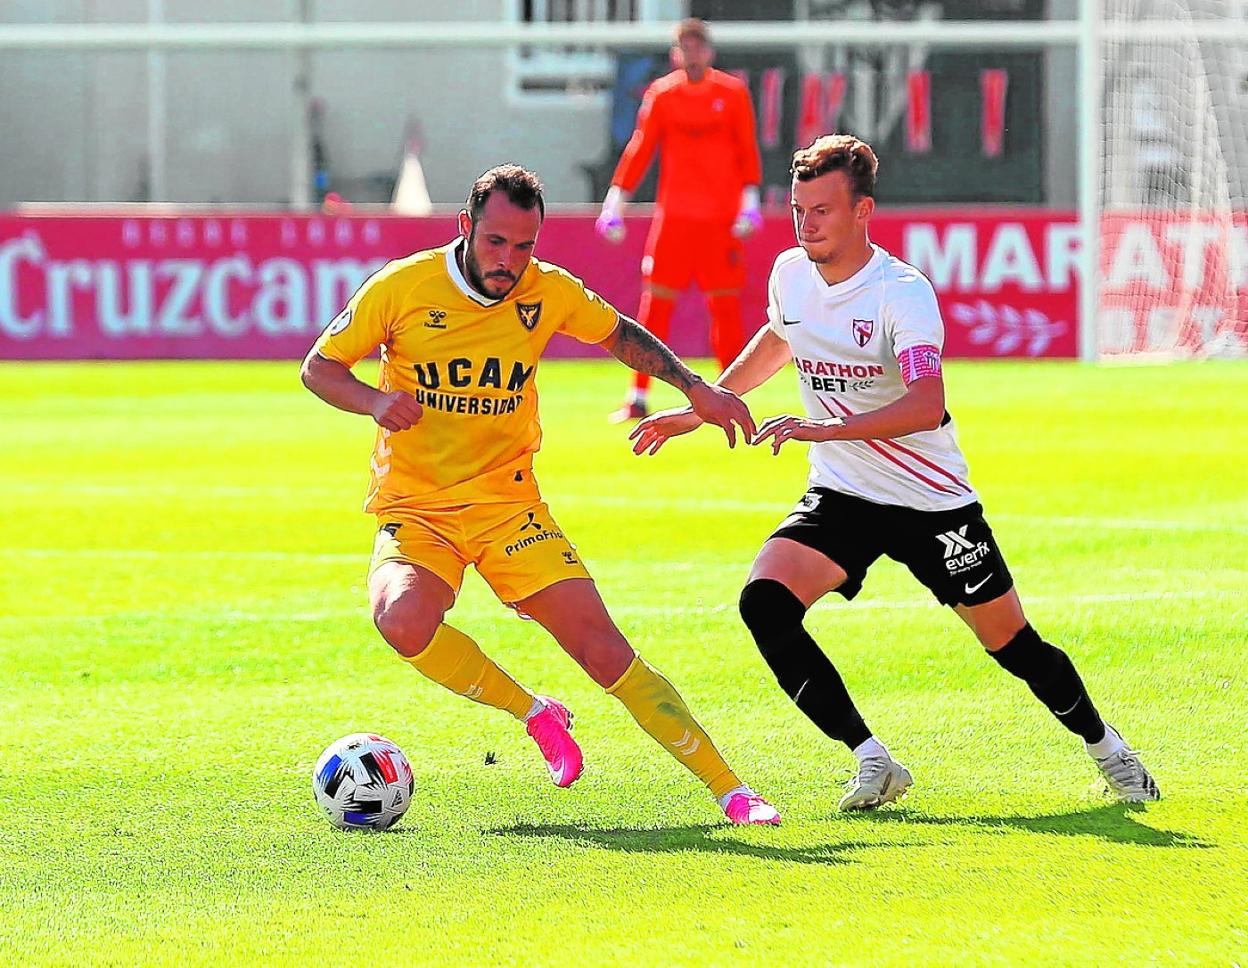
{"left": 312, "top": 733, "right": 414, "bottom": 831}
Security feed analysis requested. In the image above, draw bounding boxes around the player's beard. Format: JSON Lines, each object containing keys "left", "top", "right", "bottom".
{"left": 463, "top": 231, "right": 519, "bottom": 300}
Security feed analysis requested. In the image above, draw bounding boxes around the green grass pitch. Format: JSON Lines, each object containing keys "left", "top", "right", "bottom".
{"left": 1, "top": 358, "right": 1245, "bottom": 966}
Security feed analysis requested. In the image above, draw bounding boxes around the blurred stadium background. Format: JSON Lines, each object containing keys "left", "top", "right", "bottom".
{"left": 3, "top": 0, "right": 1248, "bottom": 361}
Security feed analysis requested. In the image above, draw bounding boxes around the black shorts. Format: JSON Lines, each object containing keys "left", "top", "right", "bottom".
{"left": 769, "top": 486, "right": 1014, "bottom": 608}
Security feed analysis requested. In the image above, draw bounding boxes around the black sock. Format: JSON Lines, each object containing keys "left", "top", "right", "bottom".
{"left": 739, "top": 579, "right": 871, "bottom": 751}
{"left": 989, "top": 624, "right": 1106, "bottom": 744}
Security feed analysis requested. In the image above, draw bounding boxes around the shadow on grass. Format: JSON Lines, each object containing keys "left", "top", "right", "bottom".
{"left": 489, "top": 804, "right": 1207, "bottom": 863}
{"left": 855, "top": 802, "right": 1211, "bottom": 848}
{"left": 489, "top": 823, "right": 858, "bottom": 866}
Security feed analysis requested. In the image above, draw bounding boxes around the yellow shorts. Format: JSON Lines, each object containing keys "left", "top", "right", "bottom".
{"left": 370, "top": 499, "right": 592, "bottom": 605}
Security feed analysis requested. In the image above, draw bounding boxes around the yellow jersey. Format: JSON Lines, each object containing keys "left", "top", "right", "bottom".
{"left": 312, "top": 238, "right": 620, "bottom": 513}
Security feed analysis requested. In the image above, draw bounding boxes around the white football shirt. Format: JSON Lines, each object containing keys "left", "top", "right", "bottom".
{"left": 766, "top": 243, "right": 978, "bottom": 511}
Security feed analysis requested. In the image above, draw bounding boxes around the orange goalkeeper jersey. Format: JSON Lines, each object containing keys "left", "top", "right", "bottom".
{"left": 611, "top": 68, "right": 762, "bottom": 222}
{"left": 312, "top": 239, "right": 621, "bottom": 513}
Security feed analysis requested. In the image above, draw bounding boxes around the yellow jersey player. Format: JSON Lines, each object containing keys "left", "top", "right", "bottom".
{"left": 301, "top": 164, "right": 779, "bottom": 825}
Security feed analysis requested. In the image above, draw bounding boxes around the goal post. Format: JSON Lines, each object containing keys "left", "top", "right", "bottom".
{"left": 1079, "top": 0, "right": 1103, "bottom": 363}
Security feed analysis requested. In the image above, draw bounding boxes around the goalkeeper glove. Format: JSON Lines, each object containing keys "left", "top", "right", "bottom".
{"left": 595, "top": 186, "right": 628, "bottom": 243}
{"left": 731, "top": 185, "right": 763, "bottom": 238}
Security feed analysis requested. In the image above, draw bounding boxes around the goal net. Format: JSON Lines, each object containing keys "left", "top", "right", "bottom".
{"left": 1099, "top": 0, "right": 1248, "bottom": 359}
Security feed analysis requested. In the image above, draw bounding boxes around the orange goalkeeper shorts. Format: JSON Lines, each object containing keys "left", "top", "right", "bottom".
{"left": 641, "top": 211, "right": 746, "bottom": 292}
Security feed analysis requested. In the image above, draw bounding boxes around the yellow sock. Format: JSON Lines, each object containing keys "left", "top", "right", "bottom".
{"left": 606, "top": 654, "right": 741, "bottom": 799}
{"left": 401, "top": 624, "right": 534, "bottom": 721}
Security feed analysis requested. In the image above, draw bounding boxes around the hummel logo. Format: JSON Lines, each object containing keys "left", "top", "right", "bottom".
{"left": 936, "top": 526, "right": 976, "bottom": 558}
{"left": 781, "top": 317, "right": 801, "bottom": 326}
{"left": 672, "top": 729, "right": 702, "bottom": 756}
{"left": 425, "top": 309, "right": 448, "bottom": 329}
{"left": 964, "top": 574, "right": 994, "bottom": 595}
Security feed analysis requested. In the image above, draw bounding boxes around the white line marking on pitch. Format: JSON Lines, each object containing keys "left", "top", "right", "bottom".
{"left": 991, "top": 513, "right": 1248, "bottom": 535}
{"left": 2, "top": 548, "right": 361, "bottom": 563}
{"left": 6, "top": 485, "right": 1243, "bottom": 534}
{"left": 2, "top": 486, "right": 1244, "bottom": 536}
{"left": 558, "top": 494, "right": 1248, "bottom": 535}
{"left": 1, "top": 588, "right": 1238, "bottom": 627}
{"left": 611, "top": 588, "right": 1243, "bottom": 616}
{"left": 0, "top": 482, "right": 348, "bottom": 499}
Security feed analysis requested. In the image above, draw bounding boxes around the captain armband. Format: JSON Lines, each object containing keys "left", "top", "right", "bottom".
{"left": 897, "top": 343, "right": 942, "bottom": 386}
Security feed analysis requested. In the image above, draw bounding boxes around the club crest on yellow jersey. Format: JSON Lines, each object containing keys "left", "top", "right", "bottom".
{"left": 516, "top": 301, "right": 543, "bottom": 331}
{"left": 311, "top": 241, "right": 621, "bottom": 511}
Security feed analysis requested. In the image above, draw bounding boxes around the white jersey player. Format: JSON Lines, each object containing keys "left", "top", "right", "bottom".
{"left": 630, "top": 134, "right": 1159, "bottom": 809}
{"left": 764, "top": 241, "right": 975, "bottom": 512}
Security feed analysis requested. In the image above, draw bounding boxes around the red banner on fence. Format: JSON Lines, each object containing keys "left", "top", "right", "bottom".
{"left": 1097, "top": 211, "right": 1248, "bottom": 356}
{"left": 0, "top": 210, "right": 1085, "bottom": 360}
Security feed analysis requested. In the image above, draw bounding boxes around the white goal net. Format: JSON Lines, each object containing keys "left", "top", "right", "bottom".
{"left": 1099, "top": 0, "right": 1248, "bottom": 359}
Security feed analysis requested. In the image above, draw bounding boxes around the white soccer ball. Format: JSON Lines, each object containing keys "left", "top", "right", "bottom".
{"left": 312, "top": 733, "right": 413, "bottom": 831}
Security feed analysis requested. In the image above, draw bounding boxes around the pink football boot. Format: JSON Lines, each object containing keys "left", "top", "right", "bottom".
{"left": 723, "top": 791, "right": 781, "bottom": 826}
{"left": 525, "top": 697, "right": 584, "bottom": 788}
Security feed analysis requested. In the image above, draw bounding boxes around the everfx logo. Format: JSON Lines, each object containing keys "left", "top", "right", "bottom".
{"left": 937, "top": 525, "right": 991, "bottom": 574}
{"left": 936, "top": 526, "right": 975, "bottom": 559}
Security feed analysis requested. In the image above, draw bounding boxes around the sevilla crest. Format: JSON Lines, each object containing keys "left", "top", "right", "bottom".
{"left": 852, "top": 318, "right": 874, "bottom": 347}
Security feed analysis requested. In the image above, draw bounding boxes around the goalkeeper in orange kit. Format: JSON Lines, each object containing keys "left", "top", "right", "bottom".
{"left": 597, "top": 18, "right": 764, "bottom": 422}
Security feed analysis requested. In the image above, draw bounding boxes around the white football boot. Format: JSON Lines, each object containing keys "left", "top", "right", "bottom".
{"left": 838, "top": 756, "right": 914, "bottom": 811}
{"left": 1095, "top": 747, "right": 1161, "bottom": 803}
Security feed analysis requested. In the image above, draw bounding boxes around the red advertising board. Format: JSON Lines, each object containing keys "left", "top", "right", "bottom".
{"left": 848, "top": 210, "right": 1080, "bottom": 358}
{"left": 1097, "top": 211, "right": 1248, "bottom": 357}
{"left": 0, "top": 210, "right": 1082, "bottom": 360}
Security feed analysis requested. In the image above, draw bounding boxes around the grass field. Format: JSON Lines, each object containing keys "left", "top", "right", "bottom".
{"left": 1, "top": 358, "right": 1246, "bottom": 966}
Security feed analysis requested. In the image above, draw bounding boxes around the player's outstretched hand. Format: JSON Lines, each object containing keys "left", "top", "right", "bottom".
{"left": 370, "top": 391, "right": 424, "bottom": 432}
{"left": 685, "top": 381, "right": 756, "bottom": 449}
{"left": 628, "top": 406, "right": 705, "bottom": 455}
{"left": 752, "top": 414, "right": 844, "bottom": 455}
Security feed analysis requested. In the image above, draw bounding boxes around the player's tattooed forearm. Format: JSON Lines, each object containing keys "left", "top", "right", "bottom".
{"left": 607, "top": 318, "right": 697, "bottom": 391}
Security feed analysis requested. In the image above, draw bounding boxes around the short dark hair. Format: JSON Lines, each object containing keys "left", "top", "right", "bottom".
{"left": 791, "top": 134, "right": 879, "bottom": 199}
{"left": 466, "top": 164, "right": 545, "bottom": 221}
